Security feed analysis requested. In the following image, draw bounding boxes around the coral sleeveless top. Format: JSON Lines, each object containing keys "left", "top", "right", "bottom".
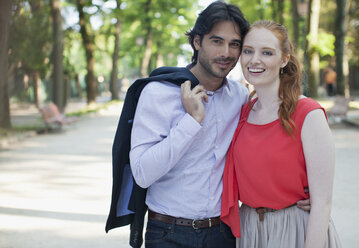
{"left": 221, "top": 97, "right": 326, "bottom": 238}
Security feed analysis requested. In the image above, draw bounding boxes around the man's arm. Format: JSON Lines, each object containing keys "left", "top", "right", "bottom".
{"left": 130, "top": 81, "right": 206, "bottom": 188}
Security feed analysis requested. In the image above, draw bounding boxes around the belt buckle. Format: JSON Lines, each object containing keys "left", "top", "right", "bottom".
{"left": 192, "top": 219, "right": 199, "bottom": 229}
{"left": 192, "top": 218, "right": 211, "bottom": 229}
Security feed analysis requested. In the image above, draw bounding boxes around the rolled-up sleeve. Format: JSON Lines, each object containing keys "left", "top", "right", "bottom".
{"left": 129, "top": 82, "right": 201, "bottom": 188}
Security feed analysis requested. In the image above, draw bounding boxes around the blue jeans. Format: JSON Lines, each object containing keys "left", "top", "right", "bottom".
{"left": 145, "top": 218, "right": 235, "bottom": 248}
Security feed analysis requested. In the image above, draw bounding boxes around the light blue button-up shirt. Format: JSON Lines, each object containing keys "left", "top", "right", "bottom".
{"left": 130, "top": 78, "right": 248, "bottom": 219}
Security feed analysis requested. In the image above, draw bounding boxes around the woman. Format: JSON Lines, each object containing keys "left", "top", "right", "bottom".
{"left": 221, "top": 20, "right": 342, "bottom": 248}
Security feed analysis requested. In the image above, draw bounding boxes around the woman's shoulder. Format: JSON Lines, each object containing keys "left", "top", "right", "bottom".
{"left": 294, "top": 96, "right": 327, "bottom": 128}
{"left": 296, "top": 96, "right": 323, "bottom": 111}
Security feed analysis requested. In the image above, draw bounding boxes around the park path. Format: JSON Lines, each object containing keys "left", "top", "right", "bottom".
{"left": 0, "top": 103, "right": 130, "bottom": 248}
{"left": 0, "top": 102, "right": 358, "bottom": 248}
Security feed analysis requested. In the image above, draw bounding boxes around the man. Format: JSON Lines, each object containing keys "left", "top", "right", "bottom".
{"left": 129, "top": 2, "right": 248, "bottom": 247}
{"left": 107, "top": 1, "right": 310, "bottom": 247}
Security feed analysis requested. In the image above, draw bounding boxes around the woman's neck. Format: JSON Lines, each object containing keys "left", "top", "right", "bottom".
{"left": 253, "top": 83, "right": 280, "bottom": 112}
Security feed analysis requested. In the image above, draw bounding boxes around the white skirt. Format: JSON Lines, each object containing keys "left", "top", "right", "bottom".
{"left": 237, "top": 204, "right": 342, "bottom": 248}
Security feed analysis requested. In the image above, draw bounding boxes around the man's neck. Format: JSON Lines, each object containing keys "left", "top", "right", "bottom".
{"left": 190, "top": 64, "right": 225, "bottom": 92}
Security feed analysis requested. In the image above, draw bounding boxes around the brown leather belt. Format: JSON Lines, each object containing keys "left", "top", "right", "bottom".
{"left": 148, "top": 210, "right": 220, "bottom": 229}
{"left": 255, "top": 203, "right": 297, "bottom": 222}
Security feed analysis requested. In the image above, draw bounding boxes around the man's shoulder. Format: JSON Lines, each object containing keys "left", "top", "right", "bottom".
{"left": 138, "top": 81, "right": 180, "bottom": 105}
{"left": 143, "top": 80, "right": 180, "bottom": 93}
{"left": 226, "top": 78, "right": 249, "bottom": 94}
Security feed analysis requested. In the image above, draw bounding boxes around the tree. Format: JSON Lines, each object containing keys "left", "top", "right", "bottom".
{"left": 334, "top": 0, "right": 348, "bottom": 96}
{"left": 76, "top": 0, "right": 97, "bottom": 105}
{"left": 271, "top": 0, "right": 284, "bottom": 24}
{"left": 290, "top": 0, "right": 300, "bottom": 48}
{"left": 140, "top": 0, "right": 153, "bottom": 77}
{"left": 50, "top": 0, "right": 65, "bottom": 111}
{"left": 109, "top": 0, "right": 122, "bottom": 100}
{"left": 0, "top": 0, "right": 13, "bottom": 129}
{"left": 306, "top": 0, "right": 321, "bottom": 97}
{"left": 9, "top": 0, "right": 52, "bottom": 106}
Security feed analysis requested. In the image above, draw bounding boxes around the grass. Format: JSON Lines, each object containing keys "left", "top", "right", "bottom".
{"left": 1, "top": 100, "right": 123, "bottom": 138}
{"left": 66, "top": 100, "right": 123, "bottom": 117}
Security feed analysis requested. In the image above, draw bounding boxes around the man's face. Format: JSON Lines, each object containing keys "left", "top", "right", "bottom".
{"left": 194, "top": 21, "right": 242, "bottom": 79}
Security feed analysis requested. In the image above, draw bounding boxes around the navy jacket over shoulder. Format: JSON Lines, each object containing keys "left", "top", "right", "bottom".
{"left": 105, "top": 67, "right": 199, "bottom": 248}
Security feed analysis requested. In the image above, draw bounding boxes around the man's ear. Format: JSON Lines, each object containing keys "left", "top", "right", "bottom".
{"left": 194, "top": 35, "right": 201, "bottom": 51}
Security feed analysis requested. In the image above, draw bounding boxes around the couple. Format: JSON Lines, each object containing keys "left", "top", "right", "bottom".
{"left": 106, "top": 1, "right": 341, "bottom": 248}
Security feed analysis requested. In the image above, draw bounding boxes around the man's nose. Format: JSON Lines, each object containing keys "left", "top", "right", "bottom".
{"left": 220, "top": 45, "right": 230, "bottom": 57}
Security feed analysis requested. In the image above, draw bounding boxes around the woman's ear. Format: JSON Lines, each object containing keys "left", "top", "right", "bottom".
{"left": 281, "top": 54, "right": 290, "bottom": 68}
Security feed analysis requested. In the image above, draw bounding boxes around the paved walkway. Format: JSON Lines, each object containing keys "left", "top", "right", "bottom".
{"left": 0, "top": 103, "right": 131, "bottom": 248}
{"left": 0, "top": 101, "right": 358, "bottom": 247}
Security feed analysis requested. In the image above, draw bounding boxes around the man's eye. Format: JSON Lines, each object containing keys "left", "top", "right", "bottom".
{"left": 230, "top": 43, "right": 240, "bottom": 48}
{"left": 213, "top": 39, "right": 222, "bottom": 44}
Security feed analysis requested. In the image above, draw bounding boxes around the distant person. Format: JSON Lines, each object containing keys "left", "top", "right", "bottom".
{"left": 324, "top": 67, "right": 336, "bottom": 96}
{"left": 221, "top": 20, "right": 342, "bottom": 248}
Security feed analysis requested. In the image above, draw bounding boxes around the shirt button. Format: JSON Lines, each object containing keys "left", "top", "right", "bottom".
{"left": 218, "top": 119, "right": 221, "bottom": 122}
{"left": 210, "top": 197, "right": 214, "bottom": 200}
{"left": 215, "top": 145, "right": 219, "bottom": 149}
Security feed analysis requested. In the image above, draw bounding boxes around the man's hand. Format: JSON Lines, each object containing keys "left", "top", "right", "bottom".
{"left": 297, "top": 199, "right": 311, "bottom": 211}
{"left": 181, "top": 80, "right": 208, "bottom": 123}
{"left": 297, "top": 187, "right": 311, "bottom": 211}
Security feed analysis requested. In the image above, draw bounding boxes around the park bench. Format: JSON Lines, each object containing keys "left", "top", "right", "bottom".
{"left": 39, "top": 103, "right": 77, "bottom": 132}
{"left": 326, "top": 96, "right": 350, "bottom": 124}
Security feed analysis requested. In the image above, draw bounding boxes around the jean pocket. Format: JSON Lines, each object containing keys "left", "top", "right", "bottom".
{"left": 145, "top": 220, "right": 170, "bottom": 243}
{"left": 221, "top": 223, "right": 236, "bottom": 242}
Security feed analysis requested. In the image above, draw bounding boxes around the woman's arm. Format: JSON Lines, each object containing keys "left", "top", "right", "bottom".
{"left": 301, "top": 109, "right": 335, "bottom": 248}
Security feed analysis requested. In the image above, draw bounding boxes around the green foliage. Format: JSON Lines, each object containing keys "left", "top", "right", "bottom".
{"left": 118, "top": 0, "right": 196, "bottom": 73}
{"left": 63, "top": 29, "right": 87, "bottom": 77}
{"left": 9, "top": 0, "right": 52, "bottom": 77}
{"left": 307, "top": 32, "right": 335, "bottom": 57}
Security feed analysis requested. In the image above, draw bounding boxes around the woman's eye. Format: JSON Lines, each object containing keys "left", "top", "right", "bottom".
{"left": 243, "top": 49, "right": 252, "bottom": 54}
{"left": 263, "top": 51, "right": 273, "bottom": 56}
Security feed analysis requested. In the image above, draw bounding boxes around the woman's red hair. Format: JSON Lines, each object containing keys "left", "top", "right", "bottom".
{"left": 247, "top": 20, "right": 302, "bottom": 135}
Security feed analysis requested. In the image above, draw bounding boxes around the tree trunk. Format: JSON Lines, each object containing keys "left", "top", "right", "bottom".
{"left": 278, "top": 0, "right": 284, "bottom": 24}
{"left": 334, "top": 0, "right": 347, "bottom": 96}
{"left": 50, "top": 0, "right": 65, "bottom": 112}
{"left": 156, "top": 53, "right": 164, "bottom": 68}
{"left": 307, "top": 0, "right": 320, "bottom": 98}
{"left": 0, "top": 0, "right": 12, "bottom": 129}
{"left": 109, "top": 0, "right": 122, "bottom": 100}
{"left": 140, "top": 0, "right": 152, "bottom": 78}
{"left": 77, "top": 0, "right": 96, "bottom": 105}
{"left": 290, "top": 0, "right": 300, "bottom": 48}
{"left": 33, "top": 72, "right": 41, "bottom": 107}
{"left": 75, "top": 74, "right": 82, "bottom": 98}
{"left": 271, "top": 1, "right": 278, "bottom": 22}
{"left": 257, "top": 0, "right": 264, "bottom": 20}
{"left": 140, "top": 28, "right": 152, "bottom": 77}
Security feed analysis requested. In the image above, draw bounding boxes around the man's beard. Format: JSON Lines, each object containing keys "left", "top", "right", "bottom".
{"left": 198, "top": 56, "right": 237, "bottom": 79}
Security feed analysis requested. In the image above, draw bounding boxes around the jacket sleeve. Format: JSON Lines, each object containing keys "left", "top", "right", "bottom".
{"left": 129, "top": 82, "right": 202, "bottom": 188}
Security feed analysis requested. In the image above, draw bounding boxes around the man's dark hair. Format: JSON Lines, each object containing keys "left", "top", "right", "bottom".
{"left": 185, "top": 1, "right": 249, "bottom": 64}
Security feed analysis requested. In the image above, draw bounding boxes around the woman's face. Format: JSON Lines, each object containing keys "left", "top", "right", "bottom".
{"left": 240, "top": 27, "right": 287, "bottom": 88}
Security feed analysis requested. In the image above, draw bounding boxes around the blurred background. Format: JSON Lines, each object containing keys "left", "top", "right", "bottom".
{"left": 0, "top": 0, "right": 358, "bottom": 124}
